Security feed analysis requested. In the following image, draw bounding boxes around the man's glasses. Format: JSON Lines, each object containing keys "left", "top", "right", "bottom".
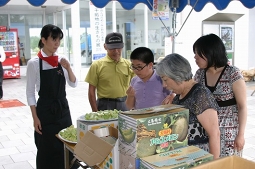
{"left": 130, "top": 64, "right": 148, "bottom": 71}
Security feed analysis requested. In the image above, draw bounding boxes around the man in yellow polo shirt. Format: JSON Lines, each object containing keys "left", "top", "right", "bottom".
{"left": 85, "top": 32, "right": 135, "bottom": 112}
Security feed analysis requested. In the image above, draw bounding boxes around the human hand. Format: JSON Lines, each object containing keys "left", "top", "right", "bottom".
{"left": 34, "top": 116, "right": 42, "bottom": 135}
{"left": 60, "top": 58, "right": 70, "bottom": 70}
{"left": 234, "top": 133, "right": 245, "bottom": 152}
{"left": 126, "top": 86, "right": 135, "bottom": 97}
{"left": 162, "top": 92, "right": 176, "bottom": 105}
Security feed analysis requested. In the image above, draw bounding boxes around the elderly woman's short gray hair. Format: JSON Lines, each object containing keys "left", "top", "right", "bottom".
{"left": 155, "top": 53, "right": 193, "bottom": 83}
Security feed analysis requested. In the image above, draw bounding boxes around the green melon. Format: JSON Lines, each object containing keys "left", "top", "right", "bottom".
{"left": 171, "top": 116, "right": 188, "bottom": 142}
{"left": 136, "top": 137, "right": 156, "bottom": 158}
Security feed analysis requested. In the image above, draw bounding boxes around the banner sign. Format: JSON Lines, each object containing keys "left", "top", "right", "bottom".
{"left": 152, "top": 0, "right": 169, "bottom": 20}
{"left": 89, "top": 1, "right": 107, "bottom": 61}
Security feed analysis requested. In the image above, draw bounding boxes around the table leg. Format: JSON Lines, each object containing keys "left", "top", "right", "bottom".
{"left": 64, "top": 144, "right": 70, "bottom": 169}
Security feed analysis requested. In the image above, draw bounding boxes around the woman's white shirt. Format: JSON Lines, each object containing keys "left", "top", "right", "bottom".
{"left": 26, "top": 52, "right": 77, "bottom": 106}
{"left": 0, "top": 46, "right": 6, "bottom": 62}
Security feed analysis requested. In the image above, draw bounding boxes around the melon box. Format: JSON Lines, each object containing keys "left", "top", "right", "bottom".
{"left": 118, "top": 104, "right": 189, "bottom": 168}
{"left": 140, "top": 146, "right": 213, "bottom": 169}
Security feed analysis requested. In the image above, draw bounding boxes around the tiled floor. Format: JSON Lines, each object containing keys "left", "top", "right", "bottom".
{"left": 1, "top": 69, "right": 255, "bottom": 169}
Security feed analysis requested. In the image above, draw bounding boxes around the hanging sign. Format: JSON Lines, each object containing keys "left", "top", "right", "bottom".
{"left": 152, "top": 0, "right": 170, "bottom": 20}
{"left": 89, "top": 1, "right": 107, "bottom": 61}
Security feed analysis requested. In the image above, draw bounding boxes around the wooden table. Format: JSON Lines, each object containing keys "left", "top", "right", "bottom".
{"left": 56, "top": 135, "right": 98, "bottom": 169}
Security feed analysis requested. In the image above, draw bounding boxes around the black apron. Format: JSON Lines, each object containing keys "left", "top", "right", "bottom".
{"left": 35, "top": 59, "right": 72, "bottom": 169}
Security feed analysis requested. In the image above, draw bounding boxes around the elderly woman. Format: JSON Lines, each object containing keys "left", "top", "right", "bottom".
{"left": 156, "top": 53, "right": 220, "bottom": 159}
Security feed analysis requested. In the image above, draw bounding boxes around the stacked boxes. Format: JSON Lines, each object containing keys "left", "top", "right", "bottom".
{"left": 118, "top": 104, "right": 189, "bottom": 169}
{"left": 140, "top": 146, "right": 213, "bottom": 169}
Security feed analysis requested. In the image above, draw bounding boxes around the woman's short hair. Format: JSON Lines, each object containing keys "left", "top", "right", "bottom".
{"left": 130, "top": 47, "right": 154, "bottom": 64}
{"left": 38, "top": 24, "right": 63, "bottom": 49}
{"left": 193, "top": 33, "right": 228, "bottom": 69}
{"left": 156, "top": 53, "right": 193, "bottom": 83}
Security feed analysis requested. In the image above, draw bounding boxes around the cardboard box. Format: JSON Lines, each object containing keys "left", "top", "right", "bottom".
{"left": 192, "top": 155, "right": 255, "bottom": 169}
{"left": 77, "top": 120, "right": 118, "bottom": 142}
{"left": 119, "top": 153, "right": 140, "bottom": 169}
{"left": 119, "top": 104, "right": 189, "bottom": 157}
{"left": 140, "top": 146, "right": 213, "bottom": 169}
{"left": 118, "top": 104, "right": 189, "bottom": 169}
{"left": 74, "top": 126, "right": 119, "bottom": 169}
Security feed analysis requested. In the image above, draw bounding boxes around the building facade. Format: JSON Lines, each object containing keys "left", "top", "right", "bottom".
{"left": 0, "top": 0, "right": 254, "bottom": 80}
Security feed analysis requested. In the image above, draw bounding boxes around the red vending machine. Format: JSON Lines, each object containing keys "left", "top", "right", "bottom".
{"left": 0, "top": 26, "right": 20, "bottom": 79}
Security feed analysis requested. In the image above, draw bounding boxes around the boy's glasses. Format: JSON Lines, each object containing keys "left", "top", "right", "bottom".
{"left": 130, "top": 64, "right": 148, "bottom": 71}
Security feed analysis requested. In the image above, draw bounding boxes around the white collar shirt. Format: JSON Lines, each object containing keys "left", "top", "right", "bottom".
{"left": 26, "top": 50, "right": 77, "bottom": 106}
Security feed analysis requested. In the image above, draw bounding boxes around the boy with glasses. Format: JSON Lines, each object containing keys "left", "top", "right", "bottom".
{"left": 125, "top": 47, "right": 172, "bottom": 110}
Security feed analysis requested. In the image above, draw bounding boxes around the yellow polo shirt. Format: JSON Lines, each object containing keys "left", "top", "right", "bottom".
{"left": 85, "top": 55, "right": 135, "bottom": 99}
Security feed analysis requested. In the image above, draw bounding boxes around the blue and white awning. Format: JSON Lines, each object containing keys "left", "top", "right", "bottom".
{"left": 27, "top": 0, "right": 77, "bottom": 6}
{"left": 27, "top": 0, "right": 46, "bottom": 6}
{"left": 89, "top": 0, "right": 255, "bottom": 12}
{"left": 0, "top": 0, "right": 77, "bottom": 7}
{"left": 0, "top": 0, "right": 10, "bottom": 7}
{"left": 0, "top": 0, "right": 255, "bottom": 12}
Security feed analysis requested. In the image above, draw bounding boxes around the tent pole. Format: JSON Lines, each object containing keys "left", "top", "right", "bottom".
{"left": 172, "top": 8, "right": 177, "bottom": 53}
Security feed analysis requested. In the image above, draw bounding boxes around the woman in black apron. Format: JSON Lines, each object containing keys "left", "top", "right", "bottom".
{"left": 26, "top": 24, "right": 78, "bottom": 169}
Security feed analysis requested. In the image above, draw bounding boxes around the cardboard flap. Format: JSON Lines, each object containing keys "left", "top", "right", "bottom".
{"left": 109, "top": 125, "right": 118, "bottom": 138}
{"left": 193, "top": 156, "right": 255, "bottom": 169}
{"left": 74, "top": 128, "right": 114, "bottom": 166}
{"left": 122, "top": 104, "right": 188, "bottom": 119}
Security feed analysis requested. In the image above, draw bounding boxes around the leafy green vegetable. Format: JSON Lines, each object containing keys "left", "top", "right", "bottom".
{"left": 84, "top": 109, "right": 119, "bottom": 120}
{"left": 59, "top": 125, "right": 77, "bottom": 142}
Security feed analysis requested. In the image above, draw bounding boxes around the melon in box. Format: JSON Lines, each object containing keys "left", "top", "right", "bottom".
{"left": 118, "top": 104, "right": 189, "bottom": 167}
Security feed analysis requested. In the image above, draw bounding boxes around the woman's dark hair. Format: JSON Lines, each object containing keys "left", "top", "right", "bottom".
{"left": 130, "top": 47, "right": 154, "bottom": 64}
{"left": 38, "top": 24, "right": 63, "bottom": 49}
{"left": 193, "top": 33, "right": 228, "bottom": 69}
